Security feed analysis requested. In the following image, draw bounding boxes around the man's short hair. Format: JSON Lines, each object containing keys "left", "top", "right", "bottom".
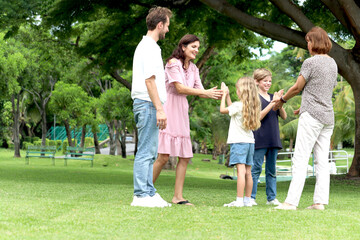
{"left": 146, "top": 7, "right": 172, "bottom": 31}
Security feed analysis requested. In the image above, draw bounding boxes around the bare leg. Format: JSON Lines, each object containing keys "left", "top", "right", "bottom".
{"left": 153, "top": 153, "right": 170, "bottom": 183}
{"left": 173, "top": 157, "right": 193, "bottom": 205}
{"left": 236, "top": 164, "right": 246, "bottom": 198}
{"left": 245, "top": 165, "right": 253, "bottom": 197}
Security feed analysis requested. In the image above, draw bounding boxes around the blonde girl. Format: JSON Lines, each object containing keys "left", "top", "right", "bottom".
{"left": 220, "top": 77, "right": 261, "bottom": 207}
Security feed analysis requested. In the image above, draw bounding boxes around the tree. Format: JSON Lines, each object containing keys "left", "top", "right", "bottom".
{"left": 0, "top": 34, "right": 28, "bottom": 157}
{"left": 98, "top": 85, "right": 133, "bottom": 158}
{"left": 48, "top": 81, "right": 92, "bottom": 148}
{"left": 18, "top": 27, "right": 71, "bottom": 147}
{"left": 199, "top": 0, "right": 360, "bottom": 177}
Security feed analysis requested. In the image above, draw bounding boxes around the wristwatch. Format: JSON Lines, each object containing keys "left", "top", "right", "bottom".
{"left": 280, "top": 96, "right": 287, "bottom": 103}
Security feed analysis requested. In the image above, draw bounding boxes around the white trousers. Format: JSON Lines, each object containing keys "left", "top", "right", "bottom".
{"left": 285, "top": 112, "right": 334, "bottom": 206}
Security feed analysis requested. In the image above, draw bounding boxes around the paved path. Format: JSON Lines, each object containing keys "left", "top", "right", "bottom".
{"left": 100, "top": 143, "right": 135, "bottom": 156}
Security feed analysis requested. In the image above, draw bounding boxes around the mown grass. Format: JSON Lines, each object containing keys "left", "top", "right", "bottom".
{"left": 0, "top": 148, "right": 359, "bottom": 240}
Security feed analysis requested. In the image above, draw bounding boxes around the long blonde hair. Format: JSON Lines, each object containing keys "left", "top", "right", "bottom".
{"left": 235, "top": 77, "right": 261, "bottom": 131}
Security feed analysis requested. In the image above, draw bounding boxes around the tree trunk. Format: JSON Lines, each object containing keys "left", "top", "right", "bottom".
{"left": 117, "top": 120, "right": 127, "bottom": 158}
{"left": 106, "top": 121, "right": 116, "bottom": 155}
{"left": 348, "top": 84, "right": 360, "bottom": 176}
{"left": 11, "top": 94, "right": 21, "bottom": 158}
{"left": 80, "top": 124, "right": 86, "bottom": 148}
{"left": 289, "top": 138, "right": 294, "bottom": 152}
{"left": 41, "top": 105, "right": 47, "bottom": 147}
{"left": 92, "top": 127, "right": 101, "bottom": 154}
{"left": 120, "top": 135, "right": 126, "bottom": 158}
{"left": 64, "top": 120, "right": 73, "bottom": 147}
{"left": 163, "top": 156, "right": 177, "bottom": 170}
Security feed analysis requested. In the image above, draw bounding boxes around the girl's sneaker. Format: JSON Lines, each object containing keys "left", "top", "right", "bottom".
{"left": 223, "top": 201, "right": 244, "bottom": 207}
{"left": 250, "top": 198, "right": 258, "bottom": 206}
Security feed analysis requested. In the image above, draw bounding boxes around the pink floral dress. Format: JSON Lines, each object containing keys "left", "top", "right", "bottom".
{"left": 158, "top": 58, "right": 204, "bottom": 158}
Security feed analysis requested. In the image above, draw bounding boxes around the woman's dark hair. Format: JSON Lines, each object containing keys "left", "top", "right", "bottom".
{"left": 166, "top": 34, "right": 200, "bottom": 67}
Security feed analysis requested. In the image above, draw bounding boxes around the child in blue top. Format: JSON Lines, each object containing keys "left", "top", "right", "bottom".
{"left": 251, "top": 68, "right": 287, "bottom": 206}
{"left": 220, "top": 77, "right": 261, "bottom": 207}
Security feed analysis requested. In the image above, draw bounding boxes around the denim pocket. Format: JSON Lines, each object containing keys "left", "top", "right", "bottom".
{"left": 133, "top": 100, "right": 148, "bottom": 129}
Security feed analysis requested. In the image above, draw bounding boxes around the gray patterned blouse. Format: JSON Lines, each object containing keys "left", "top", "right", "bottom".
{"left": 299, "top": 55, "right": 338, "bottom": 125}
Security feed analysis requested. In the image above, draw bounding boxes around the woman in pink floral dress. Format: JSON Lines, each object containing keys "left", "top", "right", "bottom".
{"left": 153, "top": 34, "right": 222, "bottom": 205}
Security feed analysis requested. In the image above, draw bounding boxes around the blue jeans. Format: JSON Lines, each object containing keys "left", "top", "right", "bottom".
{"left": 133, "top": 99, "right": 159, "bottom": 197}
{"left": 251, "top": 148, "right": 278, "bottom": 201}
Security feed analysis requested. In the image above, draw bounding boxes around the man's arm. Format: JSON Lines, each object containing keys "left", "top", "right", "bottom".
{"left": 145, "top": 76, "right": 167, "bottom": 130}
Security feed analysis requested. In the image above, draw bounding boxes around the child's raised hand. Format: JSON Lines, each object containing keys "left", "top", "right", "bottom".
{"left": 273, "top": 89, "right": 284, "bottom": 100}
{"left": 221, "top": 82, "right": 229, "bottom": 95}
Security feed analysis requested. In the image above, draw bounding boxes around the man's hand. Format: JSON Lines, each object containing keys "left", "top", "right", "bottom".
{"left": 156, "top": 109, "right": 167, "bottom": 130}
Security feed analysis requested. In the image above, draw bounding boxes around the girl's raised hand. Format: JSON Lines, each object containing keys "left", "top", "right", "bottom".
{"left": 221, "top": 82, "right": 229, "bottom": 95}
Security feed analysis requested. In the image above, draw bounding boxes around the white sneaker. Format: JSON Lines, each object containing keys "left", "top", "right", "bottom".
{"left": 244, "top": 201, "right": 252, "bottom": 207}
{"left": 152, "top": 193, "right": 172, "bottom": 207}
{"left": 131, "top": 195, "right": 157, "bottom": 207}
{"left": 266, "top": 199, "right": 281, "bottom": 206}
{"left": 250, "top": 198, "right": 258, "bottom": 206}
{"left": 223, "top": 201, "right": 244, "bottom": 207}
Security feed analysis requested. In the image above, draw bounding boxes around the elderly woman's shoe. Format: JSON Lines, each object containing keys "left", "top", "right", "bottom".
{"left": 306, "top": 204, "right": 325, "bottom": 210}
{"left": 274, "top": 203, "right": 297, "bottom": 210}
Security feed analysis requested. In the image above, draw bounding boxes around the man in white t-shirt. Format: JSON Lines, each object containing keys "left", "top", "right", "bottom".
{"left": 130, "top": 7, "right": 172, "bottom": 208}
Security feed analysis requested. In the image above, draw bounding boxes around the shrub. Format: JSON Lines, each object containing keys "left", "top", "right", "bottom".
{"left": 33, "top": 140, "right": 42, "bottom": 146}
{"left": 62, "top": 140, "right": 69, "bottom": 154}
{"left": 85, "top": 137, "right": 94, "bottom": 147}
{"left": 55, "top": 140, "right": 62, "bottom": 149}
{"left": 22, "top": 142, "right": 34, "bottom": 150}
{"left": 48, "top": 140, "right": 56, "bottom": 146}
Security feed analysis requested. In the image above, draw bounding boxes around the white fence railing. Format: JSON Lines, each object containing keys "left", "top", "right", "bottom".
{"left": 276, "top": 150, "right": 349, "bottom": 176}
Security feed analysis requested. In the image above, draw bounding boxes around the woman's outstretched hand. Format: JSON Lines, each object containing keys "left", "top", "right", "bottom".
{"left": 205, "top": 86, "right": 223, "bottom": 99}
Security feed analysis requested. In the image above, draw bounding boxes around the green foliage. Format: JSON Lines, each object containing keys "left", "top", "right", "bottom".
{"left": 49, "top": 81, "right": 93, "bottom": 128}
{"left": 22, "top": 142, "right": 34, "bottom": 150}
{"left": 85, "top": 137, "right": 94, "bottom": 147}
{"left": 33, "top": 140, "right": 42, "bottom": 146}
{"left": 332, "top": 82, "right": 355, "bottom": 147}
{"left": 62, "top": 140, "right": 68, "bottom": 154}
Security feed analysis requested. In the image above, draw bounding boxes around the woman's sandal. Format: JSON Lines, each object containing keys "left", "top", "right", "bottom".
{"left": 176, "top": 200, "right": 194, "bottom": 206}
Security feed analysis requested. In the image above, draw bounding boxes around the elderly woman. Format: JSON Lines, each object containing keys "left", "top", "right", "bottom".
{"left": 152, "top": 34, "right": 222, "bottom": 205}
{"left": 273, "top": 27, "right": 338, "bottom": 210}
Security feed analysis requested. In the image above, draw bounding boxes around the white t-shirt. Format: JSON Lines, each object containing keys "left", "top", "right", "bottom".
{"left": 227, "top": 101, "right": 254, "bottom": 144}
{"left": 131, "top": 36, "right": 167, "bottom": 104}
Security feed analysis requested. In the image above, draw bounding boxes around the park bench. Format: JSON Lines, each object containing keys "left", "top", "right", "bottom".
{"left": 64, "top": 146, "right": 95, "bottom": 167}
{"left": 25, "top": 146, "right": 57, "bottom": 165}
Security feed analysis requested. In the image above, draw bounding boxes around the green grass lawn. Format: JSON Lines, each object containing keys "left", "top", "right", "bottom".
{"left": 0, "top": 148, "right": 359, "bottom": 240}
